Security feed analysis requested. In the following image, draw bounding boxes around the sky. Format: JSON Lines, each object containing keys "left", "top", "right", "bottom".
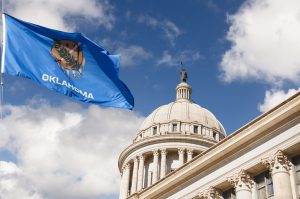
{"left": 1, "top": 0, "right": 300, "bottom": 199}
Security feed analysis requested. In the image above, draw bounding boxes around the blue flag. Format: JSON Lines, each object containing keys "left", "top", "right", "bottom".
{"left": 1, "top": 14, "right": 134, "bottom": 109}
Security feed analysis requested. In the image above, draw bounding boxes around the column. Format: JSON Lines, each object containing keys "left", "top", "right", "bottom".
{"left": 228, "top": 169, "right": 253, "bottom": 199}
{"left": 262, "top": 150, "right": 293, "bottom": 199}
{"left": 121, "top": 163, "right": 131, "bottom": 199}
{"left": 178, "top": 148, "right": 185, "bottom": 166}
{"left": 130, "top": 157, "right": 138, "bottom": 194}
{"left": 152, "top": 150, "right": 159, "bottom": 184}
{"left": 137, "top": 155, "right": 145, "bottom": 191}
{"left": 187, "top": 149, "right": 193, "bottom": 162}
{"left": 198, "top": 186, "right": 222, "bottom": 199}
{"left": 160, "top": 149, "right": 167, "bottom": 179}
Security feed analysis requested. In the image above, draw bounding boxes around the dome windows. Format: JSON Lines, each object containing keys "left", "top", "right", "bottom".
{"left": 193, "top": 125, "right": 199, "bottom": 134}
{"left": 213, "top": 132, "right": 217, "bottom": 140}
{"left": 134, "top": 123, "right": 224, "bottom": 142}
{"left": 153, "top": 126, "right": 158, "bottom": 135}
{"left": 172, "top": 123, "right": 178, "bottom": 132}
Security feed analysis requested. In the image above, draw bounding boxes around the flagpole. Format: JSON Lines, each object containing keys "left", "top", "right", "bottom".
{"left": 0, "top": 0, "right": 4, "bottom": 120}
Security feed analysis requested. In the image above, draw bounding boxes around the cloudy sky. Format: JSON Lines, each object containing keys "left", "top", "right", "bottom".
{"left": 1, "top": 0, "right": 300, "bottom": 198}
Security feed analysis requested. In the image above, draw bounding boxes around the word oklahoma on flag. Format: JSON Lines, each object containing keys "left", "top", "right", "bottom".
{"left": 1, "top": 14, "right": 134, "bottom": 109}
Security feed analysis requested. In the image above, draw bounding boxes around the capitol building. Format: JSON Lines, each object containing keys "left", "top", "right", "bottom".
{"left": 118, "top": 70, "right": 300, "bottom": 199}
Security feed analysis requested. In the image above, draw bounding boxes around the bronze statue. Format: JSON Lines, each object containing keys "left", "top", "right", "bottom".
{"left": 180, "top": 68, "right": 187, "bottom": 82}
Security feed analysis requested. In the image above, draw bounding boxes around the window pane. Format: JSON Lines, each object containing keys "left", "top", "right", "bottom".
{"left": 257, "top": 188, "right": 267, "bottom": 199}
{"left": 255, "top": 172, "right": 268, "bottom": 199}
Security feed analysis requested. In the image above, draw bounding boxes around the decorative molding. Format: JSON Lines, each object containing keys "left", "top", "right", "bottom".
{"left": 261, "top": 150, "right": 291, "bottom": 173}
{"left": 228, "top": 169, "right": 253, "bottom": 192}
{"left": 198, "top": 186, "right": 222, "bottom": 199}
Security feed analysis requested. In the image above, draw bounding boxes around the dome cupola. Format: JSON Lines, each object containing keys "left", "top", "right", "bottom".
{"left": 176, "top": 68, "right": 192, "bottom": 101}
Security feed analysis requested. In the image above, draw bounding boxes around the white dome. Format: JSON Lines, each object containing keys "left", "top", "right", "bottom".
{"left": 139, "top": 100, "right": 226, "bottom": 135}
{"left": 134, "top": 78, "right": 226, "bottom": 143}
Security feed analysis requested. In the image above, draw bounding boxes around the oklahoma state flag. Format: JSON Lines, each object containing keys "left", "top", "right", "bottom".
{"left": 1, "top": 14, "right": 134, "bottom": 109}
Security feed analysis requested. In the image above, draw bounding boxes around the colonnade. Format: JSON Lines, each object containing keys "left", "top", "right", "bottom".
{"left": 198, "top": 150, "right": 294, "bottom": 199}
{"left": 120, "top": 148, "right": 195, "bottom": 199}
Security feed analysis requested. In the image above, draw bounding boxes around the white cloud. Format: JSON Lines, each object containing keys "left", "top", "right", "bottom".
{"left": 6, "top": 0, "right": 115, "bottom": 31}
{"left": 0, "top": 161, "right": 42, "bottom": 199}
{"left": 117, "top": 46, "right": 152, "bottom": 67}
{"left": 0, "top": 102, "right": 144, "bottom": 199}
{"left": 258, "top": 88, "right": 300, "bottom": 112}
{"left": 101, "top": 39, "right": 152, "bottom": 67}
{"left": 157, "top": 50, "right": 204, "bottom": 67}
{"left": 220, "top": 0, "right": 300, "bottom": 85}
{"left": 138, "top": 15, "right": 182, "bottom": 46}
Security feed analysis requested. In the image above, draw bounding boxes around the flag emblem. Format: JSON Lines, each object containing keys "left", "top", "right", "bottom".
{"left": 51, "top": 40, "right": 85, "bottom": 78}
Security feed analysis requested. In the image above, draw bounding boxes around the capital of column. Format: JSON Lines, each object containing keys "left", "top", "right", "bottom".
{"left": 126, "top": 163, "right": 131, "bottom": 168}
{"left": 198, "top": 186, "right": 222, "bottom": 199}
{"left": 122, "top": 162, "right": 131, "bottom": 172}
{"left": 261, "top": 150, "right": 291, "bottom": 174}
{"left": 153, "top": 149, "right": 159, "bottom": 157}
{"left": 187, "top": 149, "right": 193, "bottom": 155}
{"left": 133, "top": 157, "right": 138, "bottom": 163}
{"left": 161, "top": 148, "right": 168, "bottom": 155}
{"left": 125, "top": 163, "right": 131, "bottom": 170}
{"left": 138, "top": 155, "right": 145, "bottom": 161}
{"left": 228, "top": 169, "right": 253, "bottom": 192}
{"left": 178, "top": 148, "right": 185, "bottom": 154}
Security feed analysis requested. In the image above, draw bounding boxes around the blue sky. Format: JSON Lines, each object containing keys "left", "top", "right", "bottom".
{"left": 1, "top": 0, "right": 300, "bottom": 199}
{"left": 4, "top": 0, "right": 263, "bottom": 133}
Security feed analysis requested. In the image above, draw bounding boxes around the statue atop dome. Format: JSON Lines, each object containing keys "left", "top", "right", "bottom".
{"left": 180, "top": 67, "right": 187, "bottom": 83}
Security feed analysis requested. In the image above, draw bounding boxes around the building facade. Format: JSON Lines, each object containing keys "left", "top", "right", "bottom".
{"left": 118, "top": 70, "right": 300, "bottom": 199}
